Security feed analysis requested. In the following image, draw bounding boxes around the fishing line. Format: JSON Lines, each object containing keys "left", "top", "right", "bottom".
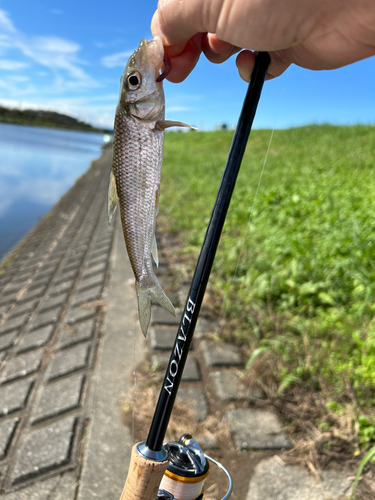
{"left": 203, "top": 67, "right": 291, "bottom": 393}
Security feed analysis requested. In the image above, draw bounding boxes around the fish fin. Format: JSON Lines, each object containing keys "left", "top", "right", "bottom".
{"left": 155, "top": 120, "right": 197, "bottom": 131}
{"left": 151, "top": 235, "right": 159, "bottom": 267}
{"left": 107, "top": 169, "right": 119, "bottom": 225}
{"left": 135, "top": 280, "right": 176, "bottom": 337}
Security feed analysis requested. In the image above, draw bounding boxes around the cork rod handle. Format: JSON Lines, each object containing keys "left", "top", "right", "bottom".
{"left": 119, "top": 444, "right": 169, "bottom": 500}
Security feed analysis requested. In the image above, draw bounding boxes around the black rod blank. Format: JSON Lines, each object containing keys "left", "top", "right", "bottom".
{"left": 146, "top": 52, "right": 271, "bottom": 452}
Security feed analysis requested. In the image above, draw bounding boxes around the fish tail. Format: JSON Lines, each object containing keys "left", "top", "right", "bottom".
{"left": 135, "top": 279, "right": 176, "bottom": 337}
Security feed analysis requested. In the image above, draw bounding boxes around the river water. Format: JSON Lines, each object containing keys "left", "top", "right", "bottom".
{"left": 0, "top": 123, "right": 105, "bottom": 261}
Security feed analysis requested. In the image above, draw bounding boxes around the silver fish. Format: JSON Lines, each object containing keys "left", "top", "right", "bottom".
{"left": 109, "top": 37, "right": 192, "bottom": 336}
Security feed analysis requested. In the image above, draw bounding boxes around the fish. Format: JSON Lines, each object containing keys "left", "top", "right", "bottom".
{"left": 108, "top": 37, "right": 193, "bottom": 337}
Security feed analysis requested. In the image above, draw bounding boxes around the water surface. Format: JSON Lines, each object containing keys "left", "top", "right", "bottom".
{"left": 0, "top": 123, "right": 104, "bottom": 261}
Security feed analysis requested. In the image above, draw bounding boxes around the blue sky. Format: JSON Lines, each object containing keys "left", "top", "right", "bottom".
{"left": 0, "top": 0, "right": 374, "bottom": 130}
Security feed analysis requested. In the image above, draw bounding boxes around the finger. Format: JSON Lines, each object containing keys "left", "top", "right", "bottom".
{"left": 164, "top": 34, "right": 204, "bottom": 83}
{"left": 236, "top": 50, "right": 290, "bottom": 81}
{"left": 153, "top": 0, "right": 222, "bottom": 46}
{"left": 202, "top": 33, "right": 240, "bottom": 64}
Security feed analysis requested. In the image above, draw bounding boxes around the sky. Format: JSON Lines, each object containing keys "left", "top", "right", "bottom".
{"left": 0, "top": 0, "right": 374, "bottom": 131}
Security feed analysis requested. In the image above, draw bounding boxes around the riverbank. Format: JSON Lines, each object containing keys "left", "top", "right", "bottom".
{"left": 0, "top": 147, "right": 364, "bottom": 499}
{"left": 0, "top": 105, "right": 112, "bottom": 134}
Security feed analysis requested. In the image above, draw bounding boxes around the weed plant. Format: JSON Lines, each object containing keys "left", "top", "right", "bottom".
{"left": 160, "top": 125, "right": 375, "bottom": 404}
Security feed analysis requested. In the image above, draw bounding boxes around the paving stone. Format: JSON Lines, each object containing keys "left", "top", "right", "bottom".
{"left": 200, "top": 340, "right": 242, "bottom": 367}
{"left": 65, "top": 306, "right": 97, "bottom": 325}
{"left": 0, "top": 418, "right": 18, "bottom": 459}
{"left": 246, "top": 456, "right": 353, "bottom": 500}
{"left": 151, "top": 353, "right": 201, "bottom": 381}
{"left": 208, "top": 371, "right": 251, "bottom": 401}
{"left": 10, "top": 297, "right": 39, "bottom": 315}
{"left": 31, "top": 273, "right": 52, "bottom": 288}
{"left": 11, "top": 416, "right": 77, "bottom": 483}
{"left": 0, "top": 351, "right": 6, "bottom": 363}
{"left": 148, "top": 327, "right": 177, "bottom": 351}
{"left": 55, "top": 268, "right": 78, "bottom": 282}
{"left": 151, "top": 307, "right": 181, "bottom": 326}
{"left": 225, "top": 409, "right": 291, "bottom": 450}
{"left": 79, "top": 272, "right": 106, "bottom": 290}
{"left": 17, "top": 325, "right": 54, "bottom": 353}
{"left": 72, "top": 285, "right": 102, "bottom": 306}
{"left": 82, "top": 262, "right": 107, "bottom": 278}
{"left": 49, "top": 280, "right": 74, "bottom": 296}
{"left": 176, "top": 388, "right": 208, "bottom": 422}
{"left": 46, "top": 343, "right": 90, "bottom": 380}
{"left": 31, "top": 374, "right": 85, "bottom": 423}
{"left": 0, "top": 379, "right": 34, "bottom": 416}
{"left": 30, "top": 306, "right": 61, "bottom": 329}
{"left": 0, "top": 303, "right": 9, "bottom": 317}
{"left": 39, "top": 293, "right": 68, "bottom": 312}
{"left": 0, "top": 349, "right": 44, "bottom": 384}
{"left": 0, "top": 331, "right": 18, "bottom": 351}
{"left": 0, "top": 314, "right": 29, "bottom": 335}
{"left": 2, "top": 472, "right": 77, "bottom": 500}
{"left": 19, "top": 284, "right": 46, "bottom": 302}
{"left": 57, "top": 319, "right": 95, "bottom": 349}
{"left": 87, "top": 256, "right": 107, "bottom": 268}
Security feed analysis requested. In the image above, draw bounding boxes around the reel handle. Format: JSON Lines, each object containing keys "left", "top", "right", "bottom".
{"left": 119, "top": 444, "right": 169, "bottom": 500}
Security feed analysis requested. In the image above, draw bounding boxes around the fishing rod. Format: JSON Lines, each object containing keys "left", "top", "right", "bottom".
{"left": 119, "top": 51, "right": 270, "bottom": 500}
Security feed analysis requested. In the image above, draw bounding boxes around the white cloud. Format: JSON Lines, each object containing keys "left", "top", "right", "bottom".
{"left": 101, "top": 51, "right": 132, "bottom": 69}
{"left": 0, "top": 8, "right": 98, "bottom": 90}
{"left": 0, "top": 59, "right": 29, "bottom": 70}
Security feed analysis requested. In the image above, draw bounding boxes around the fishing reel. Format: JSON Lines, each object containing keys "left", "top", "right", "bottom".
{"left": 156, "top": 434, "right": 232, "bottom": 500}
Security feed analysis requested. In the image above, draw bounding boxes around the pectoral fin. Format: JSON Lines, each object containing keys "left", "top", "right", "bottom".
{"left": 155, "top": 120, "right": 197, "bottom": 131}
{"left": 107, "top": 168, "right": 119, "bottom": 225}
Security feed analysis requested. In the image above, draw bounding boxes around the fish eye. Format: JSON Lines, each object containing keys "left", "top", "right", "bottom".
{"left": 127, "top": 71, "right": 141, "bottom": 90}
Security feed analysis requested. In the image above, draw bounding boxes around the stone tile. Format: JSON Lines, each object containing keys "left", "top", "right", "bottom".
{"left": 0, "top": 331, "right": 19, "bottom": 351}
{"left": 176, "top": 388, "right": 208, "bottom": 422}
{"left": 64, "top": 306, "right": 97, "bottom": 325}
{"left": 148, "top": 327, "right": 176, "bottom": 351}
{"left": 246, "top": 456, "right": 353, "bottom": 500}
{"left": 17, "top": 325, "right": 54, "bottom": 353}
{"left": 19, "top": 284, "right": 46, "bottom": 302}
{"left": 0, "top": 418, "right": 18, "bottom": 460}
{"left": 1, "top": 473, "right": 77, "bottom": 500}
{"left": 57, "top": 319, "right": 95, "bottom": 349}
{"left": 225, "top": 409, "right": 291, "bottom": 450}
{"left": 55, "top": 268, "right": 78, "bottom": 282}
{"left": 0, "top": 314, "right": 29, "bottom": 335}
{"left": 11, "top": 416, "right": 77, "bottom": 483}
{"left": 151, "top": 307, "right": 181, "bottom": 326}
{"left": 87, "top": 256, "right": 107, "bottom": 268}
{"left": 151, "top": 353, "right": 201, "bottom": 381}
{"left": 39, "top": 293, "right": 68, "bottom": 312}
{"left": 30, "top": 307, "right": 61, "bottom": 329}
{"left": 72, "top": 285, "right": 102, "bottom": 306}
{"left": 49, "top": 280, "right": 74, "bottom": 296}
{"left": 200, "top": 340, "right": 242, "bottom": 367}
{"left": 0, "top": 303, "right": 9, "bottom": 317}
{"left": 31, "top": 374, "right": 85, "bottom": 423}
{"left": 82, "top": 262, "right": 106, "bottom": 278}
{"left": 0, "top": 349, "right": 44, "bottom": 384}
{"left": 31, "top": 274, "right": 52, "bottom": 288}
{"left": 78, "top": 272, "right": 106, "bottom": 290}
{"left": 0, "top": 379, "right": 34, "bottom": 416}
{"left": 0, "top": 351, "right": 6, "bottom": 363}
{"left": 10, "top": 298, "right": 39, "bottom": 315}
{"left": 208, "top": 371, "right": 250, "bottom": 401}
{"left": 46, "top": 343, "right": 90, "bottom": 380}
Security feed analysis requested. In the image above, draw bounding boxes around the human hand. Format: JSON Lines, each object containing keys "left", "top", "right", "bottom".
{"left": 151, "top": 0, "right": 375, "bottom": 83}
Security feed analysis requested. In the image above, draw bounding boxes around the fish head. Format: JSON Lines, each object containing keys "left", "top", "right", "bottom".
{"left": 118, "top": 37, "right": 165, "bottom": 126}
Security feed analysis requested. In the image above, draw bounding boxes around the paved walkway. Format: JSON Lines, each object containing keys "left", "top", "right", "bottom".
{"left": 0, "top": 149, "right": 353, "bottom": 500}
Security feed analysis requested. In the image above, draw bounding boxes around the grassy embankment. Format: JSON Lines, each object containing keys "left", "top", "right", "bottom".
{"left": 160, "top": 125, "right": 375, "bottom": 453}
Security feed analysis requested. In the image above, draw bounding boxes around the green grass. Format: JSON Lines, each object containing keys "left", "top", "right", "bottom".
{"left": 160, "top": 125, "right": 375, "bottom": 401}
